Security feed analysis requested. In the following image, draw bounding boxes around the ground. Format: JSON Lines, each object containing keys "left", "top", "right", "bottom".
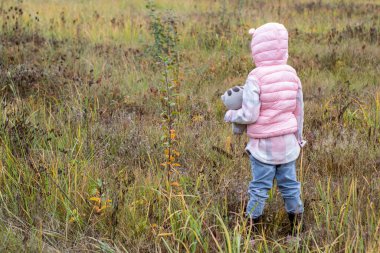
{"left": 0, "top": 0, "right": 379, "bottom": 252}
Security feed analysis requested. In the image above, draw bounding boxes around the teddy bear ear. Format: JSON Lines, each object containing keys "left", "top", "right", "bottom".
{"left": 248, "top": 28, "right": 255, "bottom": 35}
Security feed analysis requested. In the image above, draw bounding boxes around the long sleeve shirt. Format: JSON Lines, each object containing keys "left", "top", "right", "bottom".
{"left": 224, "top": 77, "right": 304, "bottom": 165}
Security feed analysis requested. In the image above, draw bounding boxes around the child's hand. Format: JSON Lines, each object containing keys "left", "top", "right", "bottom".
{"left": 299, "top": 140, "right": 307, "bottom": 147}
{"left": 224, "top": 110, "right": 233, "bottom": 122}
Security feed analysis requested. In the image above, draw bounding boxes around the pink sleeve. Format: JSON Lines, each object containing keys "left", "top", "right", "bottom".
{"left": 224, "top": 76, "right": 260, "bottom": 124}
{"left": 294, "top": 79, "right": 304, "bottom": 143}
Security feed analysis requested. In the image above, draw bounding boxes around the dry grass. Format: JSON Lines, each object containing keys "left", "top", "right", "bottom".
{"left": 0, "top": 0, "right": 379, "bottom": 252}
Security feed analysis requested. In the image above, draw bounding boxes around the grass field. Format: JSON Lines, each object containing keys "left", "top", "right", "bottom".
{"left": 0, "top": 0, "right": 379, "bottom": 252}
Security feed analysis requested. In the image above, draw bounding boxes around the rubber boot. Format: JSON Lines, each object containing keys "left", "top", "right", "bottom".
{"left": 288, "top": 213, "right": 304, "bottom": 235}
{"left": 247, "top": 215, "right": 263, "bottom": 233}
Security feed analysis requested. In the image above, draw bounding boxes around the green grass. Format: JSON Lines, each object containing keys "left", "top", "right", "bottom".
{"left": 0, "top": 0, "right": 379, "bottom": 252}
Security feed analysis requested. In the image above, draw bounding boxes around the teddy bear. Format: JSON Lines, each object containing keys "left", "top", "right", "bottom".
{"left": 221, "top": 85, "right": 246, "bottom": 135}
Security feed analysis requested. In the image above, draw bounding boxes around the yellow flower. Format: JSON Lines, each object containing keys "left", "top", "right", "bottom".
{"left": 170, "top": 129, "right": 176, "bottom": 140}
{"left": 89, "top": 197, "right": 101, "bottom": 205}
{"left": 173, "top": 150, "right": 180, "bottom": 157}
{"left": 170, "top": 181, "right": 180, "bottom": 187}
{"left": 161, "top": 161, "right": 171, "bottom": 167}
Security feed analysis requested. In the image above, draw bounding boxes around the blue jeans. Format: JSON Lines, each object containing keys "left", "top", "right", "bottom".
{"left": 246, "top": 155, "right": 304, "bottom": 219}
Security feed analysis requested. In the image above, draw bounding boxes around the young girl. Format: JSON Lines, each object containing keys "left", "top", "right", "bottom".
{"left": 224, "top": 23, "right": 305, "bottom": 234}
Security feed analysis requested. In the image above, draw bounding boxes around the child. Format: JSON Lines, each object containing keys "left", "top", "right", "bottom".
{"left": 224, "top": 23, "right": 306, "bottom": 235}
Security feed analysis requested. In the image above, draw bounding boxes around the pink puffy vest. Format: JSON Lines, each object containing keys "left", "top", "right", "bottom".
{"left": 246, "top": 23, "right": 300, "bottom": 139}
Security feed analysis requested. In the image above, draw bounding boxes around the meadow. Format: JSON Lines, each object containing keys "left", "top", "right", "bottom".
{"left": 0, "top": 0, "right": 379, "bottom": 252}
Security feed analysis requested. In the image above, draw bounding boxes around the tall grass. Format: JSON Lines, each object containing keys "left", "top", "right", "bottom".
{"left": 0, "top": 0, "right": 379, "bottom": 252}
